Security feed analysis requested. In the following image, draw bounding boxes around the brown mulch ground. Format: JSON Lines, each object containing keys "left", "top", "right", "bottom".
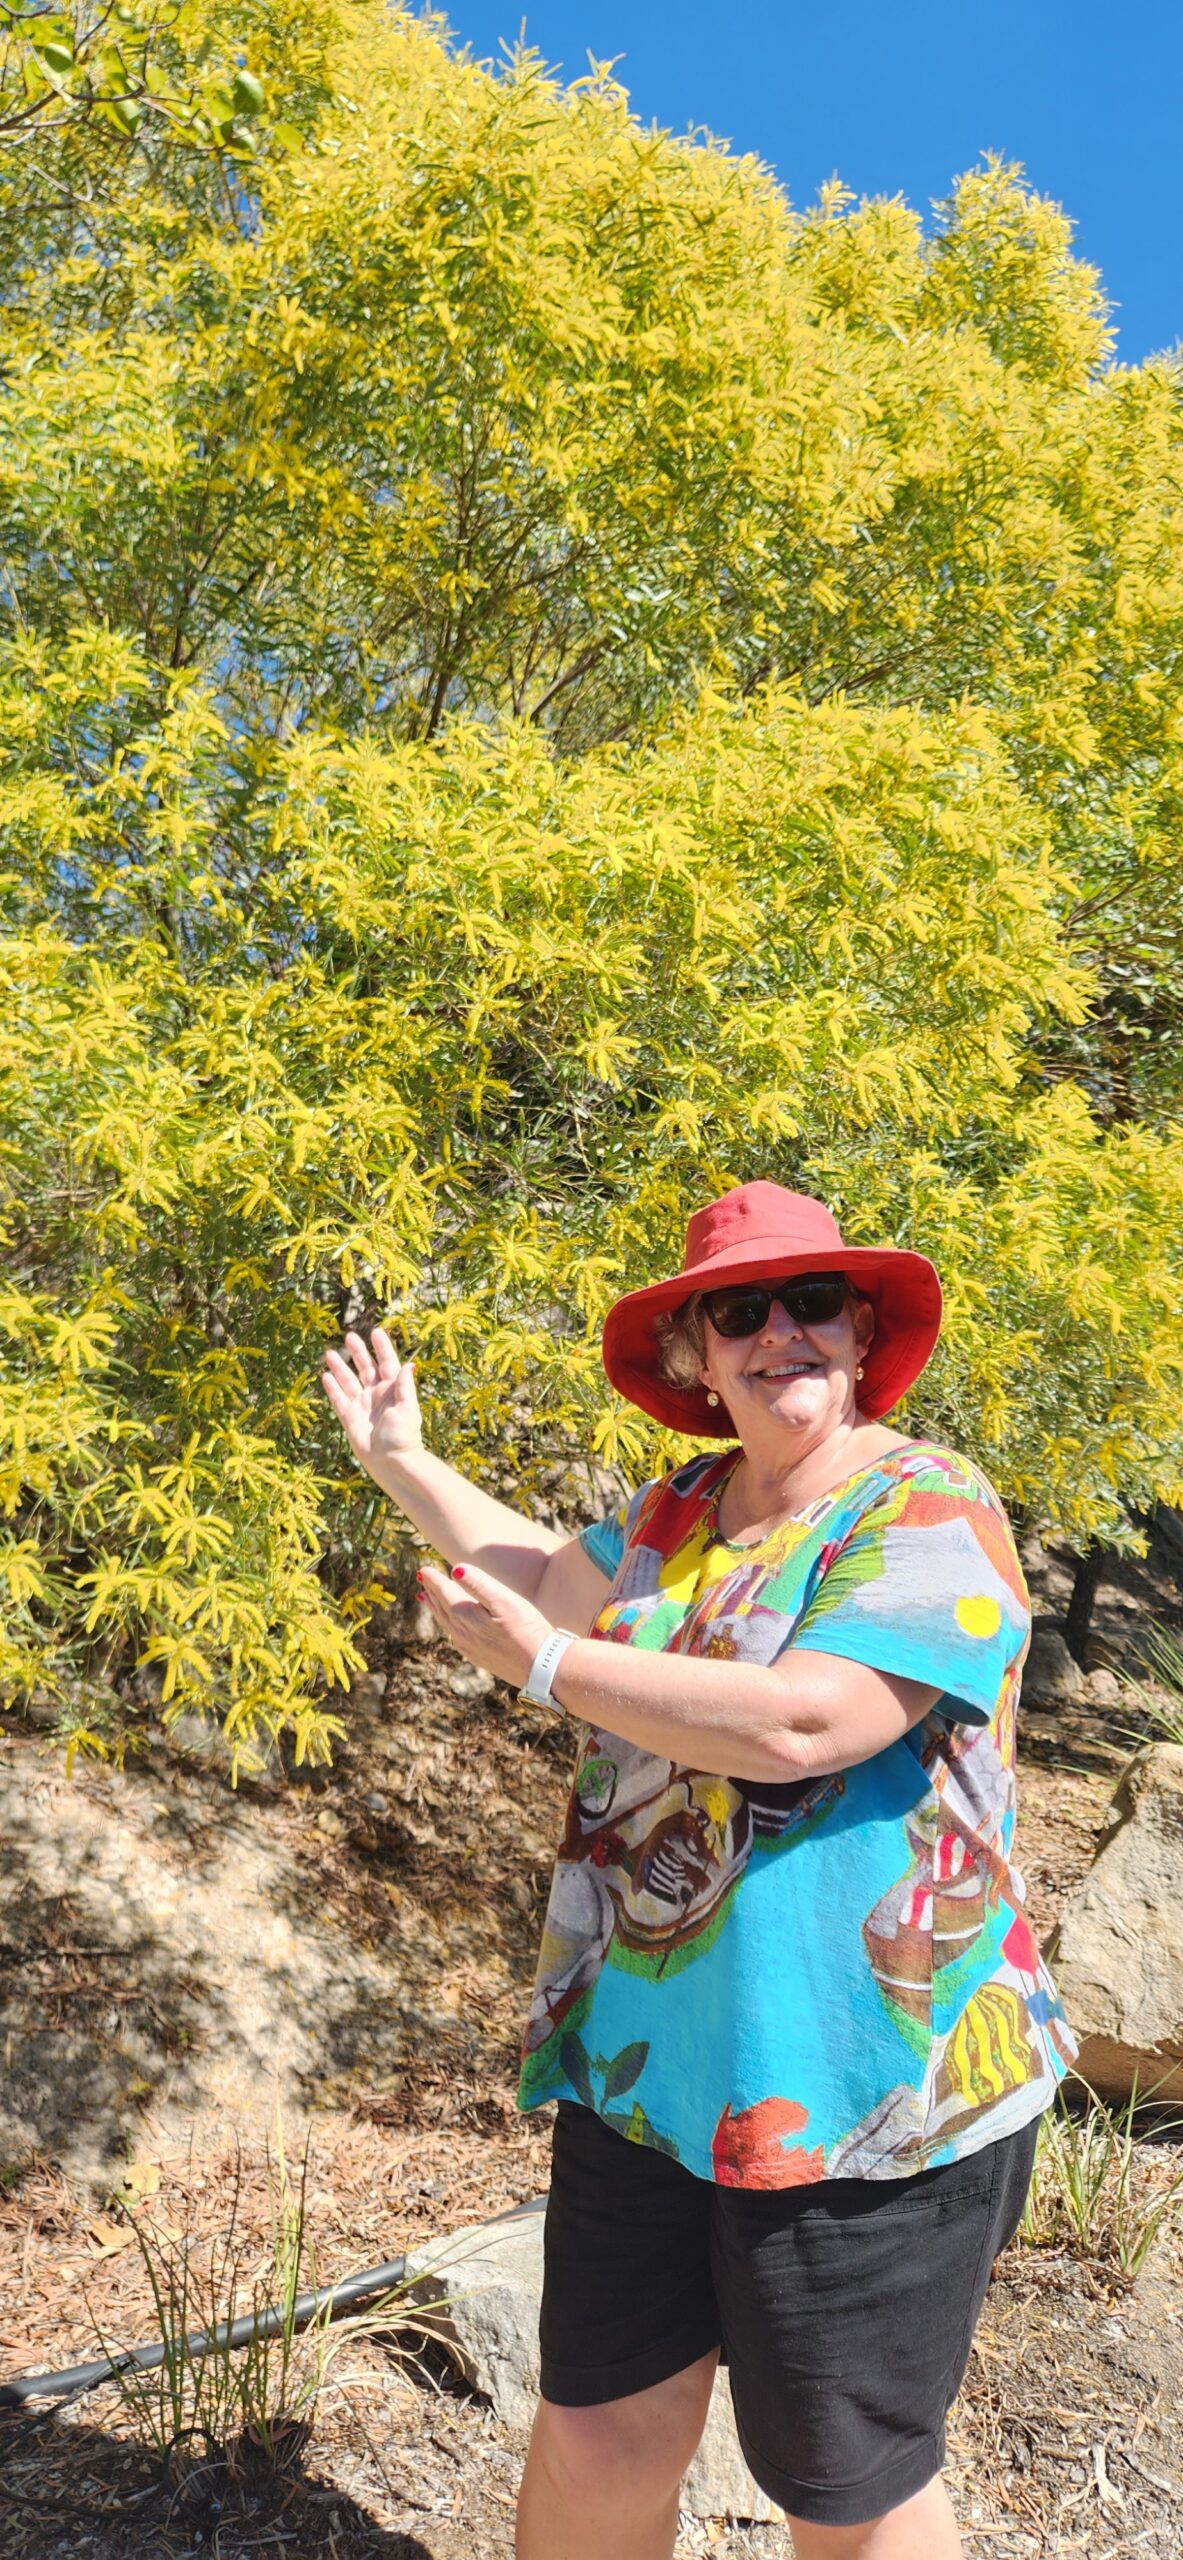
{"left": 2, "top": 1527, "right": 1183, "bottom": 2554}
{"left": 3, "top": 2214, "right": 1183, "bottom": 2559}
{"left": 949, "top": 2249, "right": 1183, "bottom": 2560}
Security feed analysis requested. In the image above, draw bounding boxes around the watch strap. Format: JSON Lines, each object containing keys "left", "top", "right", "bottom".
{"left": 519, "top": 1627, "right": 578, "bottom": 1709}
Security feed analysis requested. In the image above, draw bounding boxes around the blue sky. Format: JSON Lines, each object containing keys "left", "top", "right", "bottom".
{"left": 432, "top": 2, "right": 1182, "bottom": 364}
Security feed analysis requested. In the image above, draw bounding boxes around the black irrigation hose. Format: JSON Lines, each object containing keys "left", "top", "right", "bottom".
{"left": 0, "top": 2254, "right": 413, "bottom": 2410}
{"left": 0, "top": 2193, "right": 547, "bottom": 2412}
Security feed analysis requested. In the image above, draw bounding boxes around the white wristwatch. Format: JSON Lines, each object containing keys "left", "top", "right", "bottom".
{"left": 519, "top": 1628, "right": 578, "bottom": 1710}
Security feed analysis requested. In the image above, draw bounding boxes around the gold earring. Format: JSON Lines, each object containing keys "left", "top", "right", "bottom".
{"left": 706, "top": 1390, "right": 719, "bottom": 1407}
{"left": 856, "top": 1363, "right": 865, "bottom": 1380}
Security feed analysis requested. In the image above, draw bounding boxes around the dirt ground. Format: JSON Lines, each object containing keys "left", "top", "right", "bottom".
{"left": 2, "top": 1524, "right": 1183, "bottom": 2557}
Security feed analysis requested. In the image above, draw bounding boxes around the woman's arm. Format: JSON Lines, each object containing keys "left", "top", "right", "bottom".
{"left": 551, "top": 1628, "right": 940, "bottom": 1780}
{"left": 418, "top": 1559, "right": 940, "bottom": 1782}
{"left": 321, "top": 1329, "right": 611, "bottom": 1629}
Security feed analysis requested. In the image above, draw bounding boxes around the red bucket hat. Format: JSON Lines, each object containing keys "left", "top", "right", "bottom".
{"left": 602, "top": 1183, "right": 942, "bottom": 1435}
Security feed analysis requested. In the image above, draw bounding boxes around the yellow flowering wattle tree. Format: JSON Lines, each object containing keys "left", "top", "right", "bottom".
{"left": 2, "top": 0, "right": 1181, "bottom": 1767}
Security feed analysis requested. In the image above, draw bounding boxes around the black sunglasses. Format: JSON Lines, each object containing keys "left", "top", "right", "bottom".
{"left": 700, "top": 1272, "right": 849, "bottom": 1340}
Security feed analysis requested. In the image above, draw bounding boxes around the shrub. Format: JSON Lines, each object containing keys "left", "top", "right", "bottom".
{"left": 2, "top": 5, "right": 1181, "bottom": 1762}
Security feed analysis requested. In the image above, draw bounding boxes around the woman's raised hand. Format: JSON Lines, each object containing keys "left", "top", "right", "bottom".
{"left": 320, "top": 1326, "right": 423, "bottom": 1473}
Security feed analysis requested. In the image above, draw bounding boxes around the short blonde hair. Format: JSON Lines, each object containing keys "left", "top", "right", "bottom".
{"left": 655, "top": 1295, "right": 706, "bottom": 1393}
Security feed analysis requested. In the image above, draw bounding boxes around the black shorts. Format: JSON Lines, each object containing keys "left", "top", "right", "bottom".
{"left": 539, "top": 2100, "right": 1039, "bottom": 2529}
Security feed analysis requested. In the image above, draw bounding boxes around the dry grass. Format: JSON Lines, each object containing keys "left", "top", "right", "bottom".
{"left": 1020, "top": 2087, "right": 1183, "bottom": 2277}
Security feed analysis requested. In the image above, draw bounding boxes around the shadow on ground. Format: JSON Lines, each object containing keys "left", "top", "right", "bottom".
{"left": 0, "top": 2403, "right": 442, "bottom": 2559}
{"left": 0, "top": 1839, "right": 219, "bottom": 2183}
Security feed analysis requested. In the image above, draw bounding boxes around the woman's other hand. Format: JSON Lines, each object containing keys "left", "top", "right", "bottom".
{"left": 418, "top": 1560, "right": 552, "bottom": 1692}
{"left": 321, "top": 1326, "right": 422, "bottom": 1475}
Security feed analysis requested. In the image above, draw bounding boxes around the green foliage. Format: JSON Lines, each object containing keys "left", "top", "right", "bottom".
{"left": 1121, "top": 1625, "right": 1183, "bottom": 1748}
{"left": 2, "top": 1, "right": 1182, "bottom": 1758}
{"left": 91, "top": 2135, "right": 325, "bottom": 2471}
{"left": 0, "top": 0, "right": 336, "bottom": 160}
{"left": 1, "top": 0, "right": 274, "bottom": 151}
{"left": 1019, "top": 2083, "right": 1183, "bottom": 2277}
{"left": 89, "top": 2126, "right": 431, "bottom": 2480}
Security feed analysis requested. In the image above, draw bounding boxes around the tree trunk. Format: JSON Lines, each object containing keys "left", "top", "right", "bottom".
{"left": 1064, "top": 1543, "right": 1108, "bottom": 1665}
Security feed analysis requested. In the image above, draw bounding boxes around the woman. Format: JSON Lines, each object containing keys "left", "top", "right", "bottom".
{"left": 322, "top": 1182, "right": 1074, "bottom": 2560}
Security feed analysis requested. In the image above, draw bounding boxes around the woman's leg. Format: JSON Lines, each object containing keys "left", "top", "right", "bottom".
{"left": 715, "top": 2124, "right": 1039, "bottom": 2557}
{"left": 515, "top": 2349, "right": 719, "bottom": 2560}
{"left": 784, "top": 2476, "right": 963, "bottom": 2560}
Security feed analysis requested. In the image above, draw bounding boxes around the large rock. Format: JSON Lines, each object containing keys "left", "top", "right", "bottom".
{"left": 405, "top": 2202, "right": 548, "bottom": 2430}
{"left": 404, "top": 2199, "right": 780, "bottom": 2522}
{"left": 1022, "top": 1629, "right": 1085, "bottom": 1705}
{"left": 1048, "top": 1743, "right": 1183, "bottom": 2102}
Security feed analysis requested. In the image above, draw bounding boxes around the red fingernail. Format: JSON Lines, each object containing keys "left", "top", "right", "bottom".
{"left": 452, "top": 1564, "right": 466, "bottom": 1581}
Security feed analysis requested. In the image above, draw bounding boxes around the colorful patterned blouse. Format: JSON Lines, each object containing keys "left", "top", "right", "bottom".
{"left": 517, "top": 1442, "right": 1076, "bottom": 2185}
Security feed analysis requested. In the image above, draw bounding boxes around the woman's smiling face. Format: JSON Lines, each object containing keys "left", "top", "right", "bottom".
{"left": 697, "top": 1279, "right": 875, "bottom": 1450}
